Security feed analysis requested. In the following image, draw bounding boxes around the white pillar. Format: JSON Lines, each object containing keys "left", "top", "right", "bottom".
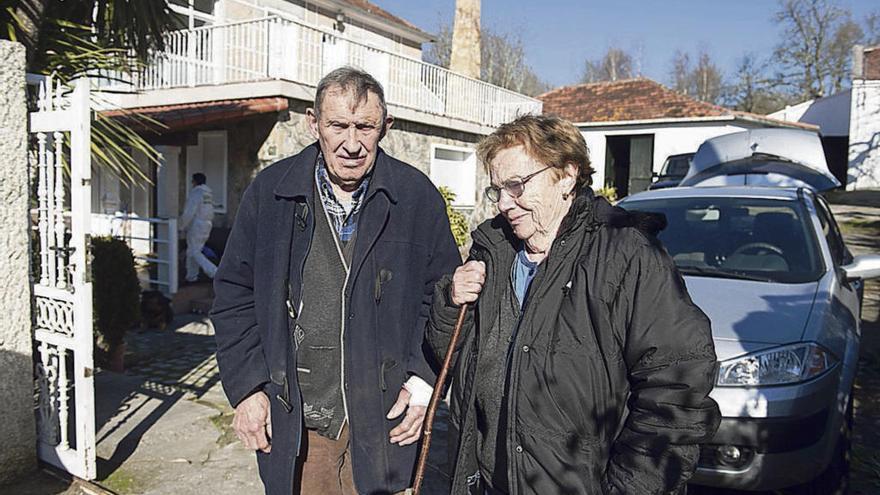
{"left": 0, "top": 40, "right": 36, "bottom": 484}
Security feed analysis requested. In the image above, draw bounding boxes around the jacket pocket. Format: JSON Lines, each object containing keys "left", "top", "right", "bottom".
{"left": 374, "top": 268, "right": 393, "bottom": 305}
{"left": 379, "top": 357, "right": 398, "bottom": 391}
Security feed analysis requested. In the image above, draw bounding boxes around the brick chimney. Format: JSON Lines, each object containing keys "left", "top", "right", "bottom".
{"left": 449, "top": 0, "right": 481, "bottom": 79}
{"left": 864, "top": 46, "right": 880, "bottom": 81}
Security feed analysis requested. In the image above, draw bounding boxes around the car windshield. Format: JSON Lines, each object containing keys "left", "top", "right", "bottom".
{"left": 622, "top": 197, "right": 824, "bottom": 283}
{"left": 660, "top": 155, "right": 692, "bottom": 178}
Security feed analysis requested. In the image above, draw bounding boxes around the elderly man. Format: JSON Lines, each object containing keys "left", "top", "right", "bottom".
{"left": 211, "top": 67, "right": 460, "bottom": 495}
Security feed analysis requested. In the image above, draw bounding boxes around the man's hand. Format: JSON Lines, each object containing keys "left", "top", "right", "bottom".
{"left": 387, "top": 387, "right": 427, "bottom": 446}
{"left": 233, "top": 391, "right": 272, "bottom": 453}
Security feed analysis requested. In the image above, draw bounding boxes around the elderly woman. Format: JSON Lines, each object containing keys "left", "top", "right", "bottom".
{"left": 426, "top": 115, "right": 720, "bottom": 494}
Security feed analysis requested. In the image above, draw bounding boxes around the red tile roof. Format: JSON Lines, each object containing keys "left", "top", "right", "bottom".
{"left": 340, "top": 0, "right": 424, "bottom": 35}
{"left": 101, "top": 97, "right": 288, "bottom": 132}
{"left": 538, "top": 78, "right": 816, "bottom": 130}
{"left": 539, "top": 78, "right": 729, "bottom": 123}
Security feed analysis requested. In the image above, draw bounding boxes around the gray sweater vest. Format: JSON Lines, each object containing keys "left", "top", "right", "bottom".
{"left": 294, "top": 193, "right": 354, "bottom": 439}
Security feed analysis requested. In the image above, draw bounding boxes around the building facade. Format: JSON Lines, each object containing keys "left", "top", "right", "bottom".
{"left": 849, "top": 45, "right": 880, "bottom": 190}
{"left": 94, "top": 0, "right": 540, "bottom": 291}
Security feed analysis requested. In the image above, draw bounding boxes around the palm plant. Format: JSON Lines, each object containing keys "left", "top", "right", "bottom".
{"left": 2, "top": 0, "right": 180, "bottom": 184}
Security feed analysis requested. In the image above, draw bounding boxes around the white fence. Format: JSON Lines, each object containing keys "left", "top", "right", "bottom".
{"left": 130, "top": 16, "right": 541, "bottom": 127}
{"left": 91, "top": 214, "right": 179, "bottom": 296}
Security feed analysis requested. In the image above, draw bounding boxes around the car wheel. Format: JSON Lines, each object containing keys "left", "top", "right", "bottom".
{"left": 785, "top": 392, "right": 853, "bottom": 495}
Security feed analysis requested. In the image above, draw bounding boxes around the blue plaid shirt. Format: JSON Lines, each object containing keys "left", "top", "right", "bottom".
{"left": 315, "top": 154, "right": 371, "bottom": 243}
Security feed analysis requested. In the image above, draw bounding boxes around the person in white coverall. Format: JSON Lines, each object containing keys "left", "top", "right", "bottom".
{"left": 180, "top": 173, "right": 217, "bottom": 282}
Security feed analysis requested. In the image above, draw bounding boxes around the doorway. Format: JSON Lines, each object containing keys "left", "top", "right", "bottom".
{"left": 604, "top": 134, "right": 654, "bottom": 197}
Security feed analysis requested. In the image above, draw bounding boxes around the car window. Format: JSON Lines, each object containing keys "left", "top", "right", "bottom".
{"left": 813, "top": 197, "right": 849, "bottom": 267}
{"left": 622, "top": 197, "right": 823, "bottom": 283}
{"left": 661, "top": 156, "right": 692, "bottom": 177}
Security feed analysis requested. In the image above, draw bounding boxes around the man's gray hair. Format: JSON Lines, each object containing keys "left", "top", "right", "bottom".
{"left": 314, "top": 66, "right": 388, "bottom": 121}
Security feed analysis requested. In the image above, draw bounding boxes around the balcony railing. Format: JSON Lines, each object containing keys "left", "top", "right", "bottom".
{"left": 130, "top": 16, "right": 541, "bottom": 127}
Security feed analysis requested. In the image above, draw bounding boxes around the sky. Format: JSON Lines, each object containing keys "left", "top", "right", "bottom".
{"left": 371, "top": 0, "right": 878, "bottom": 91}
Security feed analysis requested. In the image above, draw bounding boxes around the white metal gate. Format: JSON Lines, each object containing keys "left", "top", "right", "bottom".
{"left": 29, "top": 76, "right": 96, "bottom": 480}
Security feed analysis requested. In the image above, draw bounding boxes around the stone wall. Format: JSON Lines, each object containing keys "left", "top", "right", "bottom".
{"left": 258, "top": 105, "right": 482, "bottom": 176}
{"left": 382, "top": 119, "right": 481, "bottom": 176}
{"left": 221, "top": 104, "right": 493, "bottom": 233}
{"left": 0, "top": 40, "right": 36, "bottom": 485}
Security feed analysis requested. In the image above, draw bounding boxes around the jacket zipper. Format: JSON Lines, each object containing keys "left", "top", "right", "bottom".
{"left": 502, "top": 237, "right": 574, "bottom": 495}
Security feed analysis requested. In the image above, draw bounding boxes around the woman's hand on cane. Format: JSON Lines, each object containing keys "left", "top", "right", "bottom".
{"left": 451, "top": 261, "right": 485, "bottom": 306}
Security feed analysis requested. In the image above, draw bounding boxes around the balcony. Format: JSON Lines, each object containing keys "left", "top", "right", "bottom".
{"left": 118, "top": 15, "right": 541, "bottom": 128}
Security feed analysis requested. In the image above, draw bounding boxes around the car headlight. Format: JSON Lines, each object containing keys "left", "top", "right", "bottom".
{"left": 717, "top": 343, "right": 838, "bottom": 387}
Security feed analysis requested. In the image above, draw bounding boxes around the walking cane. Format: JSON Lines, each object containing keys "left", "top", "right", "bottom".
{"left": 409, "top": 303, "right": 469, "bottom": 495}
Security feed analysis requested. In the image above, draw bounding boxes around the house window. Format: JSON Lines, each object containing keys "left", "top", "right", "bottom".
{"left": 170, "top": 0, "right": 217, "bottom": 29}
{"left": 430, "top": 144, "right": 476, "bottom": 208}
{"left": 186, "top": 131, "right": 228, "bottom": 213}
{"left": 91, "top": 151, "right": 153, "bottom": 217}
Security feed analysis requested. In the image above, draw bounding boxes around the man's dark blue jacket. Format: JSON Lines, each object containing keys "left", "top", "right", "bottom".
{"left": 210, "top": 143, "right": 461, "bottom": 495}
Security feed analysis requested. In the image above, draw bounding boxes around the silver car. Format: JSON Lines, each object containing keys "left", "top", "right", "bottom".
{"left": 618, "top": 129, "right": 880, "bottom": 492}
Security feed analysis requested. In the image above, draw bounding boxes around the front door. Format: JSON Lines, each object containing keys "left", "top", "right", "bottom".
{"left": 604, "top": 134, "right": 655, "bottom": 198}
{"left": 628, "top": 135, "right": 654, "bottom": 194}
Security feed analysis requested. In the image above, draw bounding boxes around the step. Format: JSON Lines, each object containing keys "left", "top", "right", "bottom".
{"left": 190, "top": 297, "right": 214, "bottom": 315}
{"left": 171, "top": 282, "right": 214, "bottom": 315}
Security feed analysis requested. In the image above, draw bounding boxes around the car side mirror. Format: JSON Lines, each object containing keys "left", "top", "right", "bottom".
{"left": 841, "top": 254, "right": 880, "bottom": 281}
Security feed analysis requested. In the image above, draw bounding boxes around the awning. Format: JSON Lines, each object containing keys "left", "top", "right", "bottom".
{"left": 101, "top": 97, "right": 289, "bottom": 133}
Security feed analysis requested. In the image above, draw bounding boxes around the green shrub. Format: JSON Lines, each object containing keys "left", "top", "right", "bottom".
{"left": 596, "top": 185, "right": 618, "bottom": 202}
{"left": 439, "top": 186, "right": 469, "bottom": 247}
{"left": 91, "top": 236, "right": 141, "bottom": 347}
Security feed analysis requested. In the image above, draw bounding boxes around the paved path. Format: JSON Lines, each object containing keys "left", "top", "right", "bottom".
{"left": 124, "top": 315, "right": 220, "bottom": 396}
{"left": 83, "top": 314, "right": 452, "bottom": 494}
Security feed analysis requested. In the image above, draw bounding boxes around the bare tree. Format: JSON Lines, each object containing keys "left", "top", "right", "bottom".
{"left": 670, "top": 50, "right": 691, "bottom": 95}
{"left": 723, "top": 53, "right": 793, "bottom": 114}
{"left": 692, "top": 51, "right": 723, "bottom": 103}
{"left": 424, "top": 23, "right": 452, "bottom": 68}
{"left": 581, "top": 47, "right": 636, "bottom": 83}
{"left": 773, "top": 0, "right": 863, "bottom": 99}
{"left": 668, "top": 49, "right": 723, "bottom": 103}
{"left": 424, "top": 23, "right": 549, "bottom": 96}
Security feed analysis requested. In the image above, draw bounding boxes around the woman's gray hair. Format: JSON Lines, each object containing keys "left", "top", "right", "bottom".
{"left": 314, "top": 66, "right": 388, "bottom": 122}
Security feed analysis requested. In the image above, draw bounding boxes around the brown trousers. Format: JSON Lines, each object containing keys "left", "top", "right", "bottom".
{"left": 293, "top": 425, "right": 408, "bottom": 495}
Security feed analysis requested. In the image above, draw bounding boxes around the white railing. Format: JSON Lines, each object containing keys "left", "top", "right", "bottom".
{"left": 130, "top": 16, "right": 541, "bottom": 127}
{"left": 91, "top": 214, "right": 178, "bottom": 296}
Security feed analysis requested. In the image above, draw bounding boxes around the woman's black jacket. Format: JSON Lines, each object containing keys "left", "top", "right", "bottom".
{"left": 426, "top": 190, "right": 721, "bottom": 494}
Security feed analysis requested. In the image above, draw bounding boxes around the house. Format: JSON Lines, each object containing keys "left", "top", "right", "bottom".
{"left": 94, "top": 0, "right": 541, "bottom": 293}
{"left": 850, "top": 44, "right": 880, "bottom": 190}
{"left": 767, "top": 90, "right": 851, "bottom": 185}
{"left": 538, "top": 78, "right": 814, "bottom": 197}
{"left": 766, "top": 45, "right": 880, "bottom": 191}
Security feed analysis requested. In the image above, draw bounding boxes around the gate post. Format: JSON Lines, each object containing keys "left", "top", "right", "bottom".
{"left": 0, "top": 40, "right": 36, "bottom": 484}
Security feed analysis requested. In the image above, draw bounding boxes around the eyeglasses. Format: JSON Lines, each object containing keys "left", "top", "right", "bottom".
{"left": 484, "top": 166, "right": 552, "bottom": 203}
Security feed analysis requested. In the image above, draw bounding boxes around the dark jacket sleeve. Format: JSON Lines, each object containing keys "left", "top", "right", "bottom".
{"left": 407, "top": 193, "right": 462, "bottom": 384}
{"left": 210, "top": 182, "right": 270, "bottom": 408}
{"left": 603, "top": 235, "right": 721, "bottom": 494}
{"left": 424, "top": 273, "right": 475, "bottom": 373}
